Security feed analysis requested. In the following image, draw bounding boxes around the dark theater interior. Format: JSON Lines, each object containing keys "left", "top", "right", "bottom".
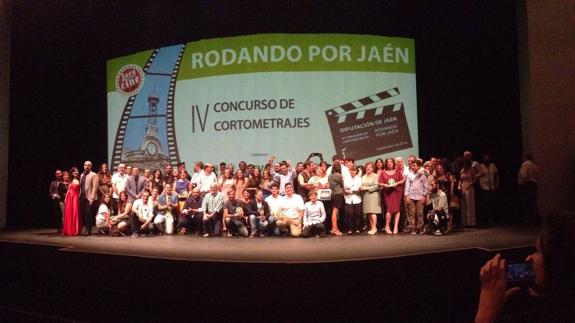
{"left": 0, "top": 1, "right": 573, "bottom": 322}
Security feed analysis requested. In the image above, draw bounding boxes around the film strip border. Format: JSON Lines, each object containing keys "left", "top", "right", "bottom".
{"left": 165, "top": 44, "right": 186, "bottom": 167}
{"left": 110, "top": 48, "right": 160, "bottom": 170}
{"left": 110, "top": 45, "right": 186, "bottom": 170}
{"left": 326, "top": 87, "right": 400, "bottom": 123}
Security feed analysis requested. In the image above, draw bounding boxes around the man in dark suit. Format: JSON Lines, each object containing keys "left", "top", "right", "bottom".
{"left": 247, "top": 189, "right": 272, "bottom": 237}
{"left": 126, "top": 166, "right": 147, "bottom": 203}
{"left": 80, "top": 161, "right": 99, "bottom": 236}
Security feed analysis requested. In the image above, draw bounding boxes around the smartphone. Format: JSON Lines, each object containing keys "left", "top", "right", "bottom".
{"left": 506, "top": 262, "right": 535, "bottom": 287}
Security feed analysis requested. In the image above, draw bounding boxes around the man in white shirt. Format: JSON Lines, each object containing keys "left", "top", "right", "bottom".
{"left": 477, "top": 154, "right": 499, "bottom": 227}
{"left": 130, "top": 190, "right": 155, "bottom": 238}
{"left": 201, "top": 183, "right": 224, "bottom": 237}
{"left": 190, "top": 161, "right": 204, "bottom": 188}
{"left": 344, "top": 165, "right": 363, "bottom": 233}
{"left": 111, "top": 163, "right": 128, "bottom": 214}
{"left": 275, "top": 183, "right": 304, "bottom": 237}
{"left": 518, "top": 152, "right": 539, "bottom": 223}
{"left": 268, "top": 155, "right": 296, "bottom": 196}
{"left": 264, "top": 182, "right": 284, "bottom": 235}
{"left": 198, "top": 163, "right": 217, "bottom": 196}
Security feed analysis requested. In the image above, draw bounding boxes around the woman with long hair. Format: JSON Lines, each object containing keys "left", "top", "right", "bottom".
{"left": 63, "top": 167, "right": 81, "bottom": 236}
{"left": 110, "top": 190, "right": 131, "bottom": 235}
{"left": 374, "top": 158, "right": 385, "bottom": 175}
{"left": 234, "top": 169, "right": 247, "bottom": 199}
{"left": 328, "top": 161, "right": 344, "bottom": 236}
{"left": 459, "top": 160, "right": 477, "bottom": 227}
{"left": 218, "top": 168, "right": 235, "bottom": 202}
{"left": 151, "top": 169, "right": 165, "bottom": 193}
{"left": 57, "top": 171, "right": 70, "bottom": 232}
{"left": 95, "top": 193, "right": 113, "bottom": 234}
{"left": 246, "top": 167, "right": 262, "bottom": 198}
{"left": 260, "top": 169, "right": 273, "bottom": 199}
{"left": 97, "top": 163, "right": 112, "bottom": 199}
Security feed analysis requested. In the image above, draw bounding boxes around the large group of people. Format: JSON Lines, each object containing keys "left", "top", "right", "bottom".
{"left": 48, "top": 150, "right": 536, "bottom": 238}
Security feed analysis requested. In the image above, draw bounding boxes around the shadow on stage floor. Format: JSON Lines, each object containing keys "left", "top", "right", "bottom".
{"left": 0, "top": 226, "right": 538, "bottom": 322}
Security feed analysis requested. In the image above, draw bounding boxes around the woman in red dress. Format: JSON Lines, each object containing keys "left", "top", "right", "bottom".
{"left": 379, "top": 158, "right": 405, "bottom": 234}
{"left": 63, "top": 167, "right": 81, "bottom": 236}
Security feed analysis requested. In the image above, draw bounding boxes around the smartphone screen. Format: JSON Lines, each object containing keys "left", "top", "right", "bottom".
{"left": 506, "top": 262, "right": 535, "bottom": 286}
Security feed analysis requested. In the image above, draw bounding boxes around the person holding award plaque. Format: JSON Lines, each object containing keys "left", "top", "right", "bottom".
{"left": 379, "top": 158, "right": 405, "bottom": 234}
{"left": 155, "top": 183, "right": 179, "bottom": 235}
{"left": 361, "top": 162, "right": 381, "bottom": 235}
{"left": 223, "top": 190, "right": 249, "bottom": 237}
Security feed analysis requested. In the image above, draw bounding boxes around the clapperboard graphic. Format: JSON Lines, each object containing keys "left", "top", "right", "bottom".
{"left": 325, "top": 87, "right": 412, "bottom": 160}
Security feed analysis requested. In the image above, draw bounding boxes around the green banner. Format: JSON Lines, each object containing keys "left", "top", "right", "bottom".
{"left": 178, "top": 33, "right": 415, "bottom": 81}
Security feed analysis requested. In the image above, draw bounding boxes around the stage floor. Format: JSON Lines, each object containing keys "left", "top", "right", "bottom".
{"left": 0, "top": 226, "right": 538, "bottom": 263}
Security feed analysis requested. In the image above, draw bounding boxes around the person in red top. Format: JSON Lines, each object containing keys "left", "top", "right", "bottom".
{"left": 379, "top": 158, "right": 405, "bottom": 234}
{"left": 63, "top": 167, "right": 81, "bottom": 236}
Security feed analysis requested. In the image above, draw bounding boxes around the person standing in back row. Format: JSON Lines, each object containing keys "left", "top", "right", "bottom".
{"left": 80, "top": 161, "right": 99, "bottom": 236}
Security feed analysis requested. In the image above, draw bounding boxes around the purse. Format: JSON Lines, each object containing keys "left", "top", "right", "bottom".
{"left": 317, "top": 189, "right": 332, "bottom": 201}
{"left": 449, "top": 195, "right": 460, "bottom": 210}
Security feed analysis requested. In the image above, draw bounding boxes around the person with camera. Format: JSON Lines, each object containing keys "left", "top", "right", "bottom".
{"left": 475, "top": 211, "right": 575, "bottom": 322}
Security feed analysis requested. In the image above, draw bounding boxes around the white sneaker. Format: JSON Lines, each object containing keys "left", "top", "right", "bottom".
{"left": 434, "top": 230, "right": 443, "bottom": 236}
{"left": 131, "top": 233, "right": 139, "bottom": 238}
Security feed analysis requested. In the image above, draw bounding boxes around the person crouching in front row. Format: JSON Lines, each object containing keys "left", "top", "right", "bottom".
{"left": 302, "top": 191, "right": 326, "bottom": 238}
{"left": 155, "top": 183, "right": 179, "bottom": 235}
{"left": 179, "top": 187, "right": 204, "bottom": 235}
{"left": 426, "top": 179, "right": 449, "bottom": 236}
{"left": 130, "top": 190, "right": 155, "bottom": 238}
{"left": 201, "top": 183, "right": 224, "bottom": 237}
{"left": 275, "top": 183, "right": 305, "bottom": 237}
{"left": 223, "top": 190, "right": 249, "bottom": 237}
{"left": 247, "top": 189, "right": 273, "bottom": 237}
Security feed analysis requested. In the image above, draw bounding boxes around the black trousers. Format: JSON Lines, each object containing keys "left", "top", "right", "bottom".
{"left": 52, "top": 198, "right": 62, "bottom": 229}
{"left": 302, "top": 223, "right": 325, "bottom": 238}
{"left": 130, "top": 213, "right": 156, "bottom": 234}
{"left": 321, "top": 200, "right": 333, "bottom": 232}
{"left": 177, "top": 213, "right": 204, "bottom": 233}
{"left": 202, "top": 211, "right": 223, "bottom": 236}
{"left": 519, "top": 182, "right": 538, "bottom": 224}
{"left": 80, "top": 195, "right": 97, "bottom": 233}
{"left": 477, "top": 189, "right": 497, "bottom": 226}
{"left": 345, "top": 203, "right": 363, "bottom": 232}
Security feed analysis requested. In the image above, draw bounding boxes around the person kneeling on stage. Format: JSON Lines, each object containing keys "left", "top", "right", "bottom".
{"left": 201, "top": 183, "right": 224, "bottom": 237}
{"left": 155, "top": 183, "right": 179, "bottom": 235}
{"left": 95, "top": 194, "right": 113, "bottom": 235}
{"left": 179, "top": 188, "right": 204, "bottom": 235}
{"left": 275, "top": 183, "right": 305, "bottom": 237}
{"left": 302, "top": 191, "right": 326, "bottom": 238}
{"left": 247, "top": 189, "right": 272, "bottom": 237}
{"left": 130, "top": 190, "right": 155, "bottom": 238}
{"left": 223, "top": 190, "right": 249, "bottom": 237}
{"left": 426, "top": 179, "right": 449, "bottom": 235}
{"left": 111, "top": 191, "right": 132, "bottom": 236}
